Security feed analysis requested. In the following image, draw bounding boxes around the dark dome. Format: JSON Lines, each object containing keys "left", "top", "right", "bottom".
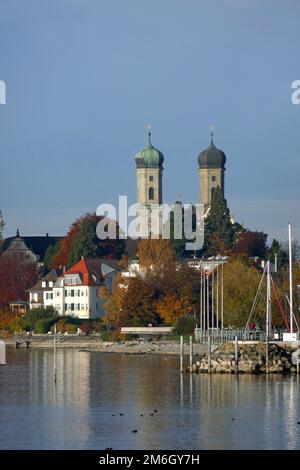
{"left": 198, "top": 136, "right": 226, "bottom": 169}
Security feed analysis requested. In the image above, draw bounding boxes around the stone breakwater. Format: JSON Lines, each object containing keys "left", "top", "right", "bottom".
{"left": 187, "top": 342, "right": 298, "bottom": 374}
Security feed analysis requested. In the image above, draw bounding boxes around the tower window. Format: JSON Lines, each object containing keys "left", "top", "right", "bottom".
{"left": 212, "top": 176, "right": 216, "bottom": 181}
{"left": 149, "top": 187, "right": 154, "bottom": 200}
{"left": 149, "top": 175, "right": 153, "bottom": 181}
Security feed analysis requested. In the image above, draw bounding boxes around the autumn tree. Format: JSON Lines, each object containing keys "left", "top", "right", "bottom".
{"left": 222, "top": 256, "right": 266, "bottom": 328}
{"left": 0, "top": 256, "right": 38, "bottom": 307}
{"left": 156, "top": 293, "right": 193, "bottom": 325}
{"left": 235, "top": 230, "right": 267, "bottom": 258}
{"left": 100, "top": 274, "right": 160, "bottom": 327}
{"left": 138, "top": 238, "right": 177, "bottom": 290}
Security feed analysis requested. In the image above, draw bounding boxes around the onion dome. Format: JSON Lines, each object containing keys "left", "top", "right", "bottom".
{"left": 134, "top": 128, "right": 164, "bottom": 168}
{"left": 198, "top": 131, "right": 226, "bottom": 169}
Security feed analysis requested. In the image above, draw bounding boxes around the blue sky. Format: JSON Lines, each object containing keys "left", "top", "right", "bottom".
{"left": 0, "top": 0, "right": 300, "bottom": 243}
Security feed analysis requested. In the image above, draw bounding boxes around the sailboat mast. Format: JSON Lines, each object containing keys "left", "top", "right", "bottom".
{"left": 288, "top": 223, "right": 293, "bottom": 334}
{"left": 266, "top": 261, "right": 271, "bottom": 340}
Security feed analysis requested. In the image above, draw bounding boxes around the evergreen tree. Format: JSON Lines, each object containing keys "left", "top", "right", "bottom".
{"left": 267, "top": 239, "right": 288, "bottom": 268}
{"left": 43, "top": 243, "right": 60, "bottom": 271}
{"left": 203, "top": 186, "right": 234, "bottom": 256}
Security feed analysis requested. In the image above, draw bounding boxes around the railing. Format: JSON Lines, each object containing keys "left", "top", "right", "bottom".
{"left": 194, "top": 328, "right": 271, "bottom": 344}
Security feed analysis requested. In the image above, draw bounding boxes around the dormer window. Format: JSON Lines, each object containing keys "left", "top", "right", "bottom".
{"left": 42, "top": 281, "right": 47, "bottom": 288}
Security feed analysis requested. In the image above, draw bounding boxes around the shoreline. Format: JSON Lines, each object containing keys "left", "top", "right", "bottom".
{"left": 2, "top": 337, "right": 208, "bottom": 356}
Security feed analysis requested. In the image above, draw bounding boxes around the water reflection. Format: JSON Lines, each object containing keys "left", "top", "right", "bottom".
{"left": 0, "top": 350, "right": 300, "bottom": 450}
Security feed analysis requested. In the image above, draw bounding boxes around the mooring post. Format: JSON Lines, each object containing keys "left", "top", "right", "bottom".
{"left": 0, "top": 340, "right": 6, "bottom": 365}
{"left": 180, "top": 335, "right": 184, "bottom": 373}
{"left": 208, "top": 334, "right": 211, "bottom": 374}
{"left": 266, "top": 336, "right": 269, "bottom": 375}
{"left": 189, "top": 335, "right": 193, "bottom": 373}
{"left": 235, "top": 335, "right": 239, "bottom": 374}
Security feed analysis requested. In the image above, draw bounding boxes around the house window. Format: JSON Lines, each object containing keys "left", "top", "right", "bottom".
{"left": 212, "top": 176, "right": 216, "bottom": 181}
{"left": 149, "top": 187, "right": 154, "bottom": 200}
{"left": 149, "top": 176, "right": 153, "bottom": 181}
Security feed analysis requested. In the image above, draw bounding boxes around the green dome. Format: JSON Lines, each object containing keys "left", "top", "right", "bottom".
{"left": 134, "top": 135, "right": 164, "bottom": 168}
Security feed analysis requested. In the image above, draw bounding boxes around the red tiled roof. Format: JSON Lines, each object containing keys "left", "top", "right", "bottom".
{"left": 64, "top": 258, "right": 105, "bottom": 286}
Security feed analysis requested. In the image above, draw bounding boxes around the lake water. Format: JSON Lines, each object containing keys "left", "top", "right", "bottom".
{"left": 0, "top": 348, "right": 300, "bottom": 450}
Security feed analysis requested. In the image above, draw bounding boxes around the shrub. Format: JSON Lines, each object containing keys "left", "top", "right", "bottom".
{"left": 174, "top": 315, "right": 196, "bottom": 336}
{"left": 24, "top": 306, "right": 58, "bottom": 330}
{"left": 80, "top": 322, "right": 92, "bottom": 335}
{"left": 34, "top": 318, "right": 56, "bottom": 334}
{"left": 64, "top": 323, "right": 77, "bottom": 333}
{"left": 91, "top": 321, "right": 102, "bottom": 332}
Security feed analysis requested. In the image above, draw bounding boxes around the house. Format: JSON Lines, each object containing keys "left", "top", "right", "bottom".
{"left": 28, "top": 268, "right": 63, "bottom": 309}
{"left": 28, "top": 258, "right": 120, "bottom": 319}
{"left": 1, "top": 229, "right": 62, "bottom": 266}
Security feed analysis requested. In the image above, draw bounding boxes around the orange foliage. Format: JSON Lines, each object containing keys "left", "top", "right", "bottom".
{"left": 156, "top": 293, "right": 194, "bottom": 325}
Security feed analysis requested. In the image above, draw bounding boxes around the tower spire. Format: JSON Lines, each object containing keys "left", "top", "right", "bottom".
{"left": 210, "top": 124, "right": 215, "bottom": 144}
{"left": 147, "top": 124, "right": 152, "bottom": 145}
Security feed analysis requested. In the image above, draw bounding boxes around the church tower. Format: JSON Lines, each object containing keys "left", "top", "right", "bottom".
{"left": 198, "top": 130, "right": 226, "bottom": 214}
{"left": 134, "top": 127, "right": 164, "bottom": 236}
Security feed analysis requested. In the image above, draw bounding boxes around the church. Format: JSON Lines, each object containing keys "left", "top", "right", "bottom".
{"left": 134, "top": 128, "right": 227, "bottom": 230}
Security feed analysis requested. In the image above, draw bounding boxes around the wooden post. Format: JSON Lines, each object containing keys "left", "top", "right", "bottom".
{"left": 189, "top": 335, "right": 193, "bottom": 373}
{"left": 180, "top": 335, "right": 184, "bottom": 373}
{"left": 235, "top": 335, "right": 239, "bottom": 374}
{"left": 208, "top": 335, "right": 211, "bottom": 374}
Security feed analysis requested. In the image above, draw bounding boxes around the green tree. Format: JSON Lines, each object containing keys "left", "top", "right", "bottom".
{"left": 67, "top": 218, "right": 125, "bottom": 268}
{"left": 267, "top": 239, "right": 288, "bottom": 269}
{"left": 68, "top": 219, "right": 100, "bottom": 267}
{"left": 203, "top": 186, "right": 234, "bottom": 256}
{"left": 44, "top": 243, "right": 60, "bottom": 271}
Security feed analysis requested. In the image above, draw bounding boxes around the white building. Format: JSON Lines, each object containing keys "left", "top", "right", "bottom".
{"left": 28, "top": 258, "right": 120, "bottom": 319}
